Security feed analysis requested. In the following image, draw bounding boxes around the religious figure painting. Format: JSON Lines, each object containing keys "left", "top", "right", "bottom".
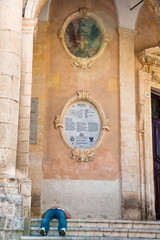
{"left": 64, "top": 16, "right": 102, "bottom": 58}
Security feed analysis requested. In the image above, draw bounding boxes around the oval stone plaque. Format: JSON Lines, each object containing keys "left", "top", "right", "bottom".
{"left": 63, "top": 101, "right": 101, "bottom": 149}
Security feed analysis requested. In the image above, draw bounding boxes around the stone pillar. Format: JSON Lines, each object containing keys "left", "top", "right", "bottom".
{"left": 16, "top": 18, "right": 38, "bottom": 179}
{"left": 119, "top": 27, "right": 141, "bottom": 219}
{"left": 30, "top": 21, "right": 50, "bottom": 217}
{"left": 0, "top": 1, "right": 24, "bottom": 239}
{"left": 16, "top": 18, "right": 38, "bottom": 219}
{"left": 0, "top": 0, "right": 22, "bottom": 177}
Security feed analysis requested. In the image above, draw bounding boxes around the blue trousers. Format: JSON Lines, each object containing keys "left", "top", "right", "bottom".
{"left": 41, "top": 208, "right": 67, "bottom": 234}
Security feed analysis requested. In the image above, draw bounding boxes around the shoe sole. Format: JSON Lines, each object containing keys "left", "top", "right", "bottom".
{"left": 60, "top": 229, "right": 66, "bottom": 236}
{"left": 40, "top": 229, "right": 46, "bottom": 236}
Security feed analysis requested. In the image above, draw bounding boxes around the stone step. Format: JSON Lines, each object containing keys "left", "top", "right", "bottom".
{"left": 21, "top": 237, "right": 160, "bottom": 240}
{"left": 30, "top": 226, "right": 160, "bottom": 238}
{"left": 23, "top": 219, "right": 160, "bottom": 239}
{"left": 30, "top": 218, "right": 160, "bottom": 229}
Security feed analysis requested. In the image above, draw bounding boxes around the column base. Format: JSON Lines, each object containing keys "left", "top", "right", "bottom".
{"left": 0, "top": 175, "right": 24, "bottom": 240}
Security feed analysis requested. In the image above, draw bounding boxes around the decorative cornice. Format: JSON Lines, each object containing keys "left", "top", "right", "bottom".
{"left": 139, "top": 56, "right": 160, "bottom": 68}
{"left": 138, "top": 46, "right": 160, "bottom": 70}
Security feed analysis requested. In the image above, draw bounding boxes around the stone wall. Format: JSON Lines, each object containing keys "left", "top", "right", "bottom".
{"left": 0, "top": 176, "right": 24, "bottom": 240}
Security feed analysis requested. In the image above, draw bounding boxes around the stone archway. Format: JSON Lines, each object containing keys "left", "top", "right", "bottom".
{"left": 24, "top": 0, "right": 48, "bottom": 18}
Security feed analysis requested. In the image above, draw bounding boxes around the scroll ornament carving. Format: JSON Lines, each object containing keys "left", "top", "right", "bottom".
{"left": 57, "top": 29, "right": 64, "bottom": 40}
{"left": 71, "top": 148, "right": 94, "bottom": 162}
{"left": 152, "top": 71, "right": 160, "bottom": 84}
{"left": 78, "top": 7, "right": 89, "bottom": 15}
{"left": 102, "top": 119, "right": 111, "bottom": 131}
{"left": 103, "top": 34, "right": 110, "bottom": 43}
{"left": 76, "top": 90, "right": 90, "bottom": 99}
{"left": 72, "top": 58, "right": 94, "bottom": 70}
{"left": 54, "top": 115, "right": 63, "bottom": 129}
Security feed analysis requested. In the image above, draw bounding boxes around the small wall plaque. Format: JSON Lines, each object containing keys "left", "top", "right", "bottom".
{"left": 54, "top": 91, "right": 110, "bottom": 161}
{"left": 30, "top": 97, "right": 38, "bottom": 144}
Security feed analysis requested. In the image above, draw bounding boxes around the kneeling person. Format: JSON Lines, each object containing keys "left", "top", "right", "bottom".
{"left": 40, "top": 206, "right": 71, "bottom": 236}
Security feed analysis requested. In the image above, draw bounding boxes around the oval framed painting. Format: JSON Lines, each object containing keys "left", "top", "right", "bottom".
{"left": 58, "top": 8, "right": 109, "bottom": 69}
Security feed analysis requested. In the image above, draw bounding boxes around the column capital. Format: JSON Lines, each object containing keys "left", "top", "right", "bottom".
{"left": 118, "top": 27, "right": 137, "bottom": 39}
{"left": 22, "top": 18, "right": 38, "bottom": 35}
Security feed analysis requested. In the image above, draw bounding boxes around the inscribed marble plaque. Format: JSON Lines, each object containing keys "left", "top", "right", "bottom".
{"left": 63, "top": 101, "right": 101, "bottom": 148}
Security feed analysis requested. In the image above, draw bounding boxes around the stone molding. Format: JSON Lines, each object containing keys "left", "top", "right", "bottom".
{"left": 137, "top": 46, "right": 160, "bottom": 220}
{"left": 138, "top": 46, "right": 160, "bottom": 72}
{"left": 118, "top": 27, "right": 137, "bottom": 39}
{"left": 54, "top": 91, "right": 110, "bottom": 162}
{"left": 24, "top": 0, "right": 48, "bottom": 18}
{"left": 22, "top": 18, "right": 38, "bottom": 37}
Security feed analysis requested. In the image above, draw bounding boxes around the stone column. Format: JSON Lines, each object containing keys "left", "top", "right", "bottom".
{"left": 0, "top": 1, "right": 24, "bottom": 239}
{"left": 119, "top": 27, "right": 141, "bottom": 219}
{"left": 16, "top": 18, "right": 38, "bottom": 218}
{"left": 16, "top": 18, "right": 38, "bottom": 179}
{"left": 0, "top": 0, "right": 22, "bottom": 177}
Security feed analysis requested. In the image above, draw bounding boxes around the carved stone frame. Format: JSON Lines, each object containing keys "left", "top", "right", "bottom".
{"left": 138, "top": 46, "right": 160, "bottom": 220}
{"left": 57, "top": 8, "right": 110, "bottom": 70}
{"left": 54, "top": 91, "right": 110, "bottom": 161}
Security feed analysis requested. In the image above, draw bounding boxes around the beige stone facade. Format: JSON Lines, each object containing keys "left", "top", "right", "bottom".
{"left": 0, "top": 0, "right": 160, "bottom": 239}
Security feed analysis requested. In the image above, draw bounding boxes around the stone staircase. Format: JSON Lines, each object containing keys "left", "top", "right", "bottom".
{"left": 21, "top": 218, "right": 160, "bottom": 240}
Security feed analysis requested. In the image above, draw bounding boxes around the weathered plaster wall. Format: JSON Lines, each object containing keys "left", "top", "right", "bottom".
{"left": 42, "top": 179, "right": 121, "bottom": 219}
{"left": 44, "top": 0, "right": 119, "bottom": 179}
{"left": 30, "top": 0, "right": 121, "bottom": 218}
{"left": 42, "top": 0, "right": 120, "bottom": 219}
